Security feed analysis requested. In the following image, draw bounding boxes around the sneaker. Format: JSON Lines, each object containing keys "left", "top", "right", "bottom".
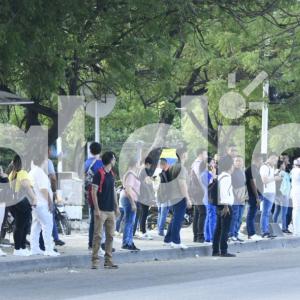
{"left": 104, "top": 262, "right": 119, "bottom": 269}
{"left": 231, "top": 236, "right": 238, "bottom": 242}
{"left": 101, "top": 243, "right": 115, "bottom": 252}
{"left": 140, "top": 233, "right": 153, "bottom": 240}
{"left": 282, "top": 229, "right": 293, "bottom": 234}
{"left": 158, "top": 232, "right": 164, "bottom": 237}
{"left": 121, "top": 244, "right": 130, "bottom": 250}
{"left": 91, "top": 262, "right": 99, "bottom": 270}
{"left": 30, "top": 249, "right": 44, "bottom": 256}
{"left": 236, "top": 237, "right": 244, "bottom": 242}
{"left": 163, "top": 241, "right": 171, "bottom": 246}
{"left": 212, "top": 252, "right": 220, "bottom": 257}
{"left": 220, "top": 253, "right": 236, "bottom": 257}
{"left": 171, "top": 242, "right": 188, "bottom": 249}
{"left": 54, "top": 240, "right": 65, "bottom": 246}
{"left": 20, "top": 249, "right": 31, "bottom": 256}
{"left": 44, "top": 250, "right": 60, "bottom": 257}
{"left": 98, "top": 248, "right": 105, "bottom": 257}
{"left": 248, "top": 234, "right": 262, "bottom": 241}
{"left": 129, "top": 243, "right": 140, "bottom": 251}
{"left": 262, "top": 233, "right": 276, "bottom": 239}
{"left": 13, "top": 249, "right": 30, "bottom": 257}
{"left": 194, "top": 238, "right": 205, "bottom": 243}
{"left": 0, "top": 249, "right": 6, "bottom": 256}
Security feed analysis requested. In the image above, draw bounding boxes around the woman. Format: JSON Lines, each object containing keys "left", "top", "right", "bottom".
{"left": 121, "top": 158, "right": 141, "bottom": 251}
{"left": 29, "top": 154, "right": 59, "bottom": 256}
{"left": 291, "top": 159, "right": 300, "bottom": 235}
{"left": 9, "top": 155, "right": 36, "bottom": 256}
{"left": 273, "top": 161, "right": 291, "bottom": 233}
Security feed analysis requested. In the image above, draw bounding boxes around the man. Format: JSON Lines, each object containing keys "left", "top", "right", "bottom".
{"left": 229, "top": 156, "right": 248, "bottom": 242}
{"left": 212, "top": 155, "right": 236, "bottom": 257}
{"left": 91, "top": 151, "right": 120, "bottom": 269}
{"left": 157, "top": 158, "right": 171, "bottom": 236}
{"left": 164, "top": 145, "right": 192, "bottom": 249}
{"left": 259, "top": 153, "right": 281, "bottom": 238}
{"left": 226, "top": 144, "right": 238, "bottom": 159}
{"left": 85, "top": 142, "right": 103, "bottom": 250}
{"left": 246, "top": 154, "right": 264, "bottom": 240}
{"left": 191, "top": 148, "right": 207, "bottom": 243}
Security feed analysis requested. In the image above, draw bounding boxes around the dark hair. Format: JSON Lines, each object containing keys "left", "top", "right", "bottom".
{"left": 218, "top": 156, "right": 234, "bottom": 173}
{"left": 160, "top": 158, "right": 168, "bottom": 164}
{"left": 11, "top": 155, "right": 22, "bottom": 180}
{"left": 102, "top": 151, "right": 116, "bottom": 166}
{"left": 89, "top": 142, "right": 102, "bottom": 156}
{"left": 145, "top": 156, "right": 153, "bottom": 165}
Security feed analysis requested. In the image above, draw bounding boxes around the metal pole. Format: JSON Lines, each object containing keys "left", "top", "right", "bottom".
{"left": 57, "top": 137, "right": 63, "bottom": 172}
{"left": 95, "top": 101, "right": 100, "bottom": 143}
{"left": 261, "top": 81, "right": 269, "bottom": 154}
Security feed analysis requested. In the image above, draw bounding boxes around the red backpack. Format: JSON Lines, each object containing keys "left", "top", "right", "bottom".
{"left": 87, "top": 167, "right": 115, "bottom": 206}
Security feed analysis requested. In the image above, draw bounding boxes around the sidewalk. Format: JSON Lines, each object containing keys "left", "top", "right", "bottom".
{"left": 1, "top": 226, "right": 300, "bottom": 273}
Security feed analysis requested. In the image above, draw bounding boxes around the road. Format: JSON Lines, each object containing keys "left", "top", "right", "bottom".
{"left": 1, "top": 248, "right": 300, "bottom": 300}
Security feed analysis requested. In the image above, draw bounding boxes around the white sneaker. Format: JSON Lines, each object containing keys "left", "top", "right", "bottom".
{"left": 44, "top": 250, "right": 60, "bottom": 257}
{"left": 238, "top": 232, "right": 247, "bottom": 239}
{"left": 249, "top": 234, "right": 262, "bottom": 241}
{"left": 30, "top": 249, "right": 44, "bottom": 256}
{"left": 163, "top": 242, "right": 171, "bottom": 247}
{"left": 140, "top": 233, "right": 153, "bottom": 240}
{"left": 0, "top": 249, "right": 6, "bottom": 256}
{"left": 231, "top": 237, "right": 238, "bottom": 242}
{"left": 13, "top": 249, "right": 30, "bottom": 257}
{"left": 171, "top": 242, "right": 188, "bottom": 249}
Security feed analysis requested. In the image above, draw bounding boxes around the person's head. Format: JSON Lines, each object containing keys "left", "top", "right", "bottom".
{"left": 89, "top": 142, "right": 102, "bottom": 156}
{"left": 12, "top": 155, "right": 22, "bottom": 172}
{"left": 208, "top": 157, "right": 216, "bottom": 168}
{"left": 33, "top": 152, "right": 47, "bottom": 167}
{"left": 218, "top": 155, "right": 234, "bottom": 174}
{"left": 176, "top": 144, "right": 188, "bottom": 163}
{"left": 196, "top": 148, "right": 208, "bottom": 161}
{"left": 252, "top": 153, "right": 264, "bottom": 167}
{"left": 102, "top": 151, "right": 116, "bottom": 168}
{"left": 282, "top": 154, "right": 290, "bottom": 165}
{"left": 160, "top": 158, "right": 169, "bottom": 171}
{"left": 144, "top": 156, "right": 153, "bottom": 170}
{"left": 234, "top": 155, "right": 244, "bottom": 169}
{"left": 267, "top": 152, "right": 279, "bottom": 167}
{"left": 213, "top": 153, "right": 219, "bottom": 163}
{"left": 278, "top": 160, "right": 286, "bottom": 171}
{"left": 226, "top": 144, "right": 238, "bottom": 158}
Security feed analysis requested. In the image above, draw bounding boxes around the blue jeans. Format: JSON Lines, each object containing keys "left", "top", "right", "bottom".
{"left": 260, "top": 193, "right": 275, "bottom": 235}
{"left": 116, "top": 207, "right": 125, "bottom": 232}
{"left": 164, "top": 198, "right": 187, "bottom": 244}
{"left": 122, "top": 197, "right": 136, "bottom": 246}
{"left": 273, "top": 195, "right": 289, "bottom": 231}
{"left": 157, "top": 205, "right": 169, "bottom": 235}
{"left": 229, "top": 204, "right": 245, "bottom": 238}
{"left": 205, "top": 204, "right": 216, "bottom": 242}
{"left": 246, "top": 196, "right": 258, "bottom": 236}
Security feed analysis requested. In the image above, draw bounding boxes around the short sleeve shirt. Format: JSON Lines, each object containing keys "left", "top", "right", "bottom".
{"left": 92, "top": 169, "right": 115, "bottom": 212}
{"left": 9, "top": 170, "right": 33, "bottom": 192}
{"left": 260, "top": 164, "right": 276, "bottom": 194}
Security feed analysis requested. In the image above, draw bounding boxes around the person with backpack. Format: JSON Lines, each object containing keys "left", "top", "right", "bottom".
{"left": 229, "top": 156, "right": 248, "bottom": 242}
{"left": 91, "top": 151, "right": 120, "bottom": 269}
{"left": 259, "top": 153, "right": 281, "bottom": 238}
{"left": 212, "top": 155, "right": 236, "bottom": 257}
{"left": 84, "top": 142, "right": 103, "bottom": 250}
{"left": 157, "top": 158, "right": 171, "bottom": 236}
{"left": 8, "top": 155, "right": 36, "bottom": 256}
{"left": 121, "top": 157, "right": 141, "bottom": 250}
{"left": 164, "top": 145, "right": 192, "bottom": 249}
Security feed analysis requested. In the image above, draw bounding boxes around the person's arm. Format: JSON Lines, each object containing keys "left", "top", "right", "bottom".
{"left": 92, "top": 184, "right": 100, "bottom": 217}
{"left": 124, "top": 175, "right": 137, "bottom": 212}
{"left": 40, "top": 188, "right": 52, "bottom": 211}
{"left": 20, "top": 179, "right": 37, "bottom": 206}
{"left": 178, "top": 179, "right": 192, "bottom": 208}
{"left": 114, "top": 187, "right": 120, "bottom": 217}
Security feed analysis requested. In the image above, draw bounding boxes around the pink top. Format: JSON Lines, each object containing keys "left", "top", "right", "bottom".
{"left": 124, "top": 171, "right": 141, "bottom": 202}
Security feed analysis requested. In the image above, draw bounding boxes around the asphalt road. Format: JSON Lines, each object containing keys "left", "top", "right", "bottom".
{"left": 1, "top": 248, "right": 300, "bottom": 300}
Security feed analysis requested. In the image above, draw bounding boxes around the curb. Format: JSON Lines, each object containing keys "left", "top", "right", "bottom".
{"left": 1, "top": 236, "right": 300, "bottom": 273}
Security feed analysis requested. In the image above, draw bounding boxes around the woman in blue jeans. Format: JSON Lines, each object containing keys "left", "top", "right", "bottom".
{"left": 121, "top": 159, "right": 141, "bottom": 251}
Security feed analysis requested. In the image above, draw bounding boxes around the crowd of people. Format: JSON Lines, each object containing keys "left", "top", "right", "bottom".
{"left": 0, "top": 150, "right": 65, "bottom": 257}
{"left": 85, "top": 141, "right": 300, "bottom": 268}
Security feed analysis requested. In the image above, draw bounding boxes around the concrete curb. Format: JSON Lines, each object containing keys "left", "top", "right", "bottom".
{"left": 1, "top": 236, "right": 300, "bottom": 273}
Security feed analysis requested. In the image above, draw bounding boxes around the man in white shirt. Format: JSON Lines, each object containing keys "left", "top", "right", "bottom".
{"left": 29, "top": 155, "right": 60, "bottom": 257}
{"left": 259, "top": 153, "right": 281, "bottom": 238}
{"left": 212, "top": 156, "right": 236, "bottom": 257}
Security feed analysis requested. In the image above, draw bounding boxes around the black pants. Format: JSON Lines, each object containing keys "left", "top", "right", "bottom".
{"left": 213, "top": 206, "right": 232, "bottom": 255}
{"left": 11, "top": 199, "right": 31, "bottom": 250}
{"left": 133, "top": 202, "right": 150, "bottom": 235}
{"left": 193, "top": 205, "right": 207, "bottom": 241}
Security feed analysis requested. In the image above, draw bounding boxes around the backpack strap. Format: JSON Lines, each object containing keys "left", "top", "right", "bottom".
{"left": 98, "top": 168, "right": 106, "bottom": 193}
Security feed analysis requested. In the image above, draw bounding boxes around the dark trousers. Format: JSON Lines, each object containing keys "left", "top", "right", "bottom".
{"left": 193, "top": 205, "right": 207, "bottom": 241}
{"left": 246, "top": 200, "right": 258, "bottom": 237}
{"left": 139, "top": 203, "right": 150, "bottom": 234}
{"left": 12, "top": 199, "right": 31, "bottom": 250}
{"left": 133, "top": 202, "right": 142, "bottom": 236}
{"left": 164, "top": 198, "right": 187, "bottom": 244}
{"left": 212, "top": 206, "right": 232, "bottom": 255}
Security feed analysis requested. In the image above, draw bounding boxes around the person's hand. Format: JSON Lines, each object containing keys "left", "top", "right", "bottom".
{"left": 275, "top": 175, "right": 282, "bottom": 182}
{"left": 186, "top": 199, "right": 192, "bottom": 209}
{"left": 145, "top": 177, "right": 152, "bottom": 184}
{"left": 115, "top": 209, "right": 121, "bottom": 218}
{"left": 94, "top": 209, "right": 100, "bottom": 218}
{"left": 221, "top": 206, "right": 230, "bottom": 217}
{"left": 131, "top": 203, "right": 137, "bottom": 212}
{"left": 256, "top": 198, "right": 261, "bottom": 209}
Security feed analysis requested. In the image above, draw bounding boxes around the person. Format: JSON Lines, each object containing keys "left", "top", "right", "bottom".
{"left": 84, "top": 142, "right": 103, "bottom": 250}
{"left": 0, "top": 167, "right": 8, "bottom": 256}
{"left": 91, "top": 151, "right": 120, "bottom": 269}
{"left": 157, "top": 158, "right": 171, "bottom": 236}
{"left": 115, "top": 199, "right": 124, "bottom": 235}
{"left": 212, "top": 155, "right": 236, "bottom": 257}
{"left": 273, "top": 161, "right": 291, "bottom": 234}
{"left": 136, "top": 157, "right": 155, "bottom": 240}
{"left": 121, "top": 158, "right": 141, "bottom": 250}
{"left": 291, "top": 159, "right": 300, "bottom": 236}
{"left": 229, "top": 156, "right": 248, "bottom": 242}
{"left": 9, "top": 155, "right": 36, "bottom": 256}
{"left": 29, "top": 154, "right": 60, "bottom": 257}
{"left": 203, "top": 157, "right": 217, "bottom": 243}
{"left": 260, "top": 153, "right": 281, "bottom": 238}
{"left": 191, "top": 148, "right": 208, "bottom": 243}
{"left": 225, "top": 144, "right": 238, "bottom": 159}
{"left": 164, "top": 145, "right": 192, "bottom": 249}
{"left": 246, "top": 153, "right": 263, "bottom": 240}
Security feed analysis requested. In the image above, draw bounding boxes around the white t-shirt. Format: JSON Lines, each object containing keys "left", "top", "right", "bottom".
{"left": 29, "top": 165, "right": 52, "bottom": 207}
{"left": 260, "top": 164, "right": 276, "bottom": 194}
{"left": 219, "top": 172, "right": 234, "bottom": 206}
{"left": 291, "top": 168, "right": 300, "bottom": 201}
